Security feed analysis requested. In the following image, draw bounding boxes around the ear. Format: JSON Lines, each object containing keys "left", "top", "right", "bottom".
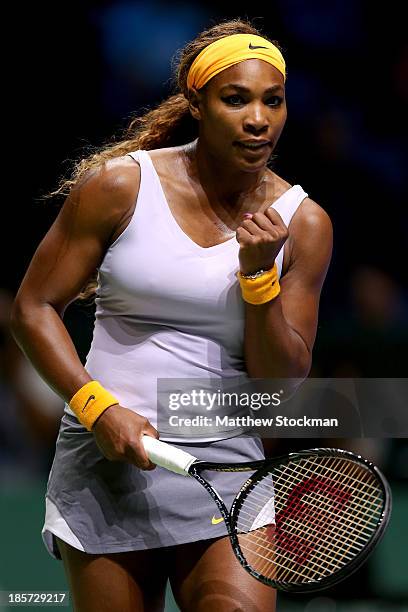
{"left": 188, "top": 87, "right": 203, "bottom": 121}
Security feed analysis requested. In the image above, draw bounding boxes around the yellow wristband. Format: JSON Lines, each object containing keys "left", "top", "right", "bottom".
{"left": 236, "top": 263, "right": 280, "bottom": 305}
{"left": 69, "top": 381, "right": 119, "bottom": 431}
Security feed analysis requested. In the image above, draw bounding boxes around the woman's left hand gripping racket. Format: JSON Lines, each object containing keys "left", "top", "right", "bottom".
{"left": 142, "top": 437, "right": 391, "bottom": 593}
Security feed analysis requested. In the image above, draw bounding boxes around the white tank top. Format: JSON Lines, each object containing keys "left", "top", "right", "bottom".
{"left": 65, "top": 149, "right": 308, "bottom": 440}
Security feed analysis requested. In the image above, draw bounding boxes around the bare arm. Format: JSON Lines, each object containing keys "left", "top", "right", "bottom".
{"left": 11, "top": 157, "right": 158, "bottom": 468}
{"left": 237, "top": 198, "right": 333, "bottom": 381}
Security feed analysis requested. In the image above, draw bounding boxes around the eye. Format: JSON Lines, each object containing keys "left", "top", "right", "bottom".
{"left": 222, "top": 94, "right": 245, "bottom": 106}
{"left": 266, "top": 96, "right": 284, "bottom": 107}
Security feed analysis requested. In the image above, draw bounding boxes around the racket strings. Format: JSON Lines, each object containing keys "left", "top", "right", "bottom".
{"left": 239, "top": 504, "right": 370, "bottom": 551}
{"left": 239, "top": 530, "right": 333, "bottom": 581}
{"left": 239, "top": 465, "right": 382, "bottom": 546}
{"left": 249, "top": 457, "right": 382, "bottom": 532}
{"left": 242, "top": 483, "right": 381, "bottom": 534}
{"left": 239, "top": 473, "right": 370, "bottom": 579}
{"left": 235, "top": 456, "right": 384, "bottom": 585}
{"left": 273, "top": 459, "right": 379, "bottom": 581}
{"left": 268, "top": 457, "right": 382, "bottom": 582}
{"left": 300, "top": 457, "right": 380, "bottom": 580}
{"left": 255, "top": 461, "right": 382, "bottom": 507}
{"left": 239, "top": 526, "right": 355, "bottom": 572}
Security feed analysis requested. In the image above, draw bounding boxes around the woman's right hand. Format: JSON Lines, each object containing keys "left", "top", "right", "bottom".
{"left": 92, "top": 405, "right": 159, "bottom": 470}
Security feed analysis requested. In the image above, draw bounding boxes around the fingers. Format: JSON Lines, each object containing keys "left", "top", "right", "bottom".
{"left": 126, "top": 418, "right": 159, "bottom": 470}
{"left": 236, "top": 226, "right": 254, "bottom": 243}
{"left": 143, "top": 422, "right": 160, "bottom": 441}
{"left": 241, "top": 218, "right": 281, "bottom": 240}
{"left": 236, "top": 207, "right": 289, "bottom": 274}
{"left": 242, "top": 207, "right": 286, "bottom": 228}
{"left": 265, "top": 207, "right": 286, "bottom": 228}
{"left": 130, "top": 438, "right": 157, "bottom": 471}
{"left": 247, "top": 212, "right": 276, "bottom": 233}
{"left": 236, "top": 218, "right": 284, "bottom": 247}
{"left": 137, "top": 421, "right": 160, "bottom": 471}
{"left": 93, "top": 406, "right": 159, "bottom": 471}
{"left": 238, "top": 208, "right": 288, "bottom": 238}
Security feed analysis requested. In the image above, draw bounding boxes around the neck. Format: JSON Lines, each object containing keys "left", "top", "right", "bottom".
{"left": 183, "top": 138, "right": 269, "bottom": 211}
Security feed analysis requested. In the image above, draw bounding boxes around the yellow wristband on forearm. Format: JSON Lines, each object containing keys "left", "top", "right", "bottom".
{"left": 69, "top": 381, "right": 119, "bottom": 431}
{"left": 236, "top": 263, "right": 280, "bottom": 305}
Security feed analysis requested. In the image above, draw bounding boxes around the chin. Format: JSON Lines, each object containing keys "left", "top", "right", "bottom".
{"left": 234, "top": 155, "right": 269, "bottom": 173}
{"left": 232, "top": 145, "right": 274, "bottom": 171}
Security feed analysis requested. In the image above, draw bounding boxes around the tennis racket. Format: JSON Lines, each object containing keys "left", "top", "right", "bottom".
{"left": 142, "top": 438, "right": 391, "bottom": 592}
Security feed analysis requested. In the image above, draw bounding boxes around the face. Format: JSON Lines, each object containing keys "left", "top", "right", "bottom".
{"left": 189, "top": 59, "right": 287, "bottom": 172}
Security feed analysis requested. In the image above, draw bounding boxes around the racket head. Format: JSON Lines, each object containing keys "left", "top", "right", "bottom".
{"left": 229, "top": 448, "right": 391, "bottom": 593}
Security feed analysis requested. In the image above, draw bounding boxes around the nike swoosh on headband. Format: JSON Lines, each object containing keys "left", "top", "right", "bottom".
{"left": 249, "top": 43, "right": 269, "bottom": 50}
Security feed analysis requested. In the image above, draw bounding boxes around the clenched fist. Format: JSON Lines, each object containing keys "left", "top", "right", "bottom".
{"left": 236, "top": 208, "right": 289, "bottom": 275}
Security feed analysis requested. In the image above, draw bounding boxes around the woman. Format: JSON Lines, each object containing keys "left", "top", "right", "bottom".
{"left": 11, "top": 18, "right": 332, "bottom": 612}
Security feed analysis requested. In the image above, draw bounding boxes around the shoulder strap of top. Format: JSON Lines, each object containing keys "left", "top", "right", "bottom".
{"left": 271, "top": 185, "right": 308, "bottom": 278}
{"left": 127, "top": 150, "right": 142, "bottom": 164}
{"left": 126, "top": 149, "right": 164, "bottom": 218}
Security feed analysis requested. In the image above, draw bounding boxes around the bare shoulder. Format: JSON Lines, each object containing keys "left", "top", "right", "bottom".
{"left": 67, "top": 155, "right": 141, "bottom": 234}
{"left": 285, "top": 197, "right": 333, "bottom": 283}
{"left": 290, "top": 197, "right": 333, "bottom": 240}
{"left": 74, "top": 155, "right": 140, "bottom": 204}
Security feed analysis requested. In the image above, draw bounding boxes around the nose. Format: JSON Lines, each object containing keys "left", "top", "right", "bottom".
{"left": 243, "top": 101, "right": 269, "bottom": 134}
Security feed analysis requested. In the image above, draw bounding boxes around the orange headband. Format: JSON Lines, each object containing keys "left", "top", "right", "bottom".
{"left": 187, "top": 33, "right": 286, "bottom": 91}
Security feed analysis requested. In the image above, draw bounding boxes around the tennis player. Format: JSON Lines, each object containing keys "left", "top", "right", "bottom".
{"left": 11, "top": 18, "right": 332, "bottom": 612}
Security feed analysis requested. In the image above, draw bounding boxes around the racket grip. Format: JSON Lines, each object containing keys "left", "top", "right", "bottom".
{"left": 142, "top": 436, "right": 197, "bottom": 476}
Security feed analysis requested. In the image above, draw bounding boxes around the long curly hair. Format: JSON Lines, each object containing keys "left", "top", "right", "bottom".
{"left": 54, "top": 18, "right": 281, "bottom": 300}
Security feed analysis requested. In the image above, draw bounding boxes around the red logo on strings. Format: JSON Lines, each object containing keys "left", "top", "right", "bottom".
{"left": 268, "top": 477, "right": 352, "bottom": 565}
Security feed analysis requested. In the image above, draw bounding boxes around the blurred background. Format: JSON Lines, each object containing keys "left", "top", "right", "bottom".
{"left": 1, "top": 1, "right": 407, "bottom": 610}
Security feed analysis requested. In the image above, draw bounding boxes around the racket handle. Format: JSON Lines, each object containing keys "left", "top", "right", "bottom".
{"left": 142, "top": 436, "right": 197, "bottom": 476}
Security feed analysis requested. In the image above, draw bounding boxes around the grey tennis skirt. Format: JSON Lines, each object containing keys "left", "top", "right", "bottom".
{"left": 42, "top": 412, "right": 265, "bottom": 559}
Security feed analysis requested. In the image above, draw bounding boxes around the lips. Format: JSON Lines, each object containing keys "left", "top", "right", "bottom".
{"left": 235, "top": 141, "right": 271, "bottom": 154}
{"left": 236, "top": 140, "right": 270, "bottom": 147}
